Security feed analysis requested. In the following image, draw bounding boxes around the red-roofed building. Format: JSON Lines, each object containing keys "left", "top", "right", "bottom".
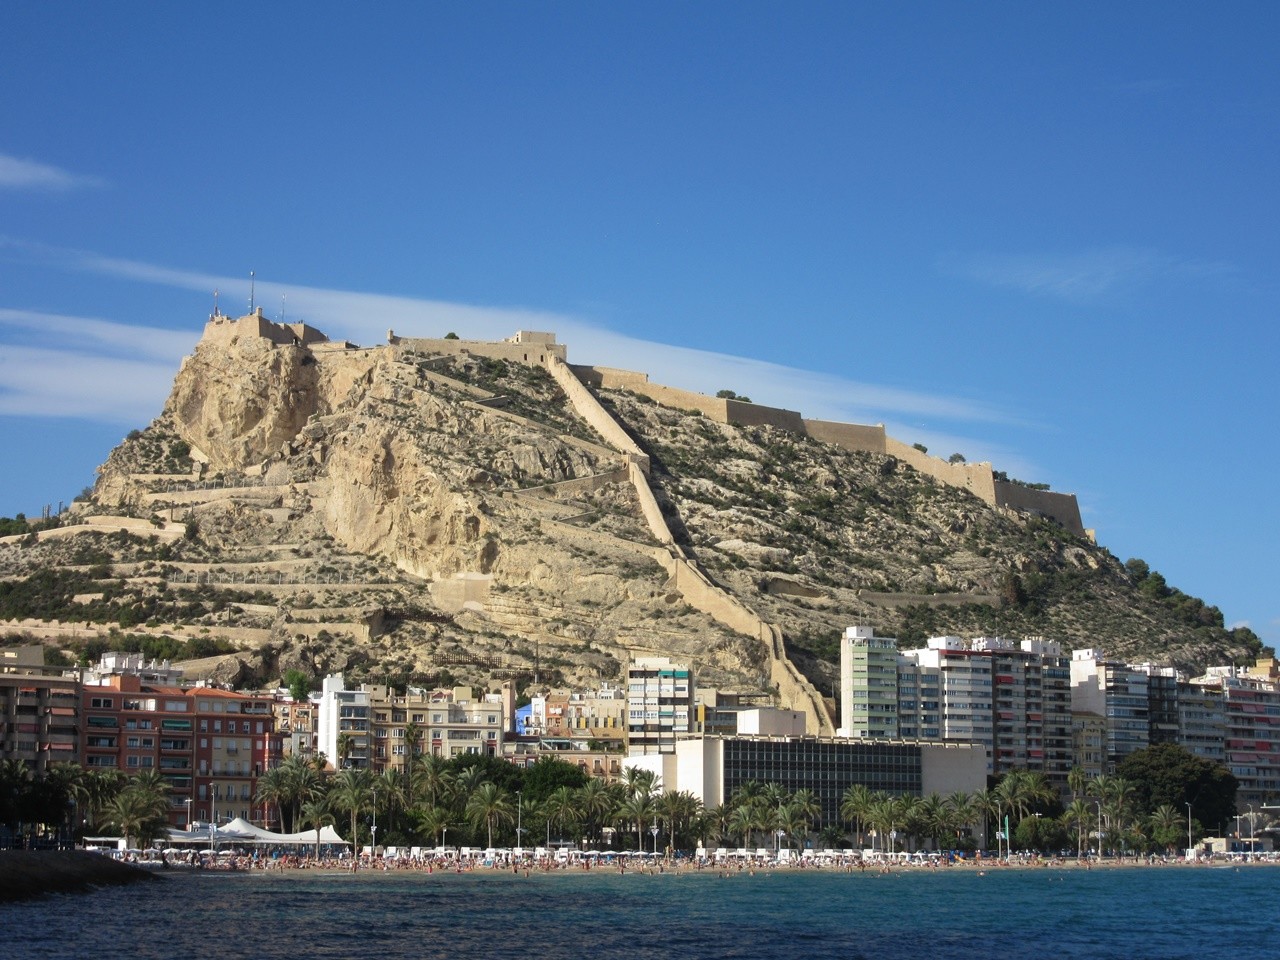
{"left": 81, "top": 676, "right": 280, "bottom": 828}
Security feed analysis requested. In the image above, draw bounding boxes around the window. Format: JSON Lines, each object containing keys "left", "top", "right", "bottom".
{"left": 90, "top": 697, "right": 113, "bottom": 709}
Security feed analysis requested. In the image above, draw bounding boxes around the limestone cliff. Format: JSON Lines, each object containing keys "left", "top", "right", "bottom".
{"left": 7, "top": 315, "right": 1259, "bottom": 715}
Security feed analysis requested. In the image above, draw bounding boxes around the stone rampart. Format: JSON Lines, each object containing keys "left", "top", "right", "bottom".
{"left": 858, "top": 589, "right": 1000, "bottom": 608}
{"left": 516, "top": 467, "right": 632, "bottom": 501}
{"left": 993, "top": 482, "right": 1086, "bottom": 538}
{"left": 201, "top": 312, "right": 328, "bottom": 348}
{"left": 882, "top": 438, "right": 999, "bottom": 504}
{"left": 801, "top": 419, "right": 888, "bottom": 454}
{"left": 724, "top": 398, "right": 806, "bottom": 432}
{"left": 628, "top": 461, "right": 676, "bottom": 546}
{"left": 390, "top": 334, "right": 567, "bottom": 364}
{"left": 543, "top": 357, "right": 650, "bottom": 470}
{"left": 573, "top": 360, "right": 1083, "bottom": 536}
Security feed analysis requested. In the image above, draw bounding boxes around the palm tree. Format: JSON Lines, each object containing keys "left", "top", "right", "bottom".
{"left": 1067, "top": 766, "right": 1088, "bottom": 803}
{"left": 1061, "top": 798, "right": 1094, "bottom": 858}
{"left": 336, "top": 732, "right": 355, "bottom": 770}
{"left": 840, "top": 784, "right": 873, "bottom": 847}
{"left": 865, "top": 794, "right": 897, "bottom": 854}
{"left": 299, "top": 796, "right": 335, "bottom": 860}
{"left": 1147, "top": 804, "right": 1183, "bottom": 855}
{"left": 378, "top": 768, "right": 407, "bottom": 838}
{"left": 278, "top": 754, "right": 322, "bottom": 833}
{"left": 945, "top": 791, "right": 977, "bottom": 848}
{"left": 465, "top": 782, "right": 514, "bottom": 848}
{"left": 545, "top": 785, "right": 580, "bottom": 846}
{"left": 330, "top": 768, "right": 374, "bottom": 852}
{"left": 576, "top": 778, "right": 617, "bottom": 845}
{"left": 454, "top": 764, "right": 488, "bottom": 801}
{"left": 622, "top": 766, "right": 659, "bottom": 800}
{"left": 775, "top": 802, "right": 810, "bottom": 853}
{"left": 411, "top": 753, "right": 454, "bottom": 811}
{"left": 254, "top": 766, "right": 289, "bottom": 831}
{"left": 790, "top": 789, "right": 821, "bottom": 835}
{"left": 615, "top": 791, "right": 657, "bottom": 852}
{"left": 972, "top": 787, "right": 1000, "bottom": 852}
{"left": 403, "top": 721, "right": 424, "bottom": 766}
{"left": 727, "top": 803, "right": 758, "bottom": 849}
{"left": 414, "top": 805, "right": 452, "bottom": 847}
{"left": 104, "top": 779, "right": 169, "bottom": 850}
{"left": 915, "top": 793, "right": 949, "bottom": 850}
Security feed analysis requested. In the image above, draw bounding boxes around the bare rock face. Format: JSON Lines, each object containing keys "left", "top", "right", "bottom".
{"left": 167, "top": 333, "right": 326, "bottom": 470}
{"left": 65, "top": 314, "right": 1258, "bottom": 700}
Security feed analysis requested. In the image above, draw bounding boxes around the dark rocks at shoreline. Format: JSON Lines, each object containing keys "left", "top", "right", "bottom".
{"left": 0, "top": 851, "right": 160, "bottom": 903}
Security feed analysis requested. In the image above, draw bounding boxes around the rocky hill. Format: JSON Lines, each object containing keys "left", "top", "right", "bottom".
{"left": 0, "top": 315, "right": 1262, "bottom": 725}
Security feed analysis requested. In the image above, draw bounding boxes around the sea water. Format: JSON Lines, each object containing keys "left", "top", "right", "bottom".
{"left": 3, "top": 865, "right": 1276, "bottom": 960}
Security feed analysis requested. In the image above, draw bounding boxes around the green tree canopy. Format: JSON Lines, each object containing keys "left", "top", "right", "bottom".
{"left": 519, "top": 756, "right": 588, "bottom": 803}
{"left": 1115, "top": 742, "right": 1236, "bottom": 830}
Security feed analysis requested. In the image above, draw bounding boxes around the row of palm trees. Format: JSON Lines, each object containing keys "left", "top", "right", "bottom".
{"left": 0, "top": 758, "right": 172, "bottom": 850}
{"left": 2, "top": 754, "right": 1231, "bottom": 858}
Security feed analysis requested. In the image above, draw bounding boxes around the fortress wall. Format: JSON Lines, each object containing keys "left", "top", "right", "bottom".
{"left": 801, "top": 419, "right": 888, "bottom": 454}
{"left": 201, "top": 313, "right": 328, "bottom": 348}
{"left": 627, "top": 460, "right": 676, "bottom": 546}
{"left": 724, "top": 399, "right": 806, "bottom": 432}
{"left": 140, "top": 484, "right": 295, "bottom": 507}
{"left": 657, "top": 553, "right": 832, "bottom": 735}
{"left": 516, "top": 466, "right": 632, "bottom": 501}
{"left": 883, "top": 437, "right": 999, "bottom": 504}
{"left": 570, "top": 366, "right": 651, "bottom": 391}
{"left": 858, "top": 590, "right": 1001, "bottom": 608}
{"left": 993, "top": 482, "right": 1086, "bottom": 538}
{"left": 392, "top": 336, "right": 568, "bottom": 364}
{"left": 543, "top": 357, "right": 650, "bottom": 469}
{"left": 418, "top": 369, "right": 496, "bottom": 400}
{"left": 536, "top": 517, "right": 670, "bottom": 564}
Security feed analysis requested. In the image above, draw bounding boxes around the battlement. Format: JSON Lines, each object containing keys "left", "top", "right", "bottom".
{"left": 571, "top": 361, "right": 1086, "bottom": 538}
{"left": 387, "top": 329, "right": 567, "bottom": 364}
{"left": 202, "top": 309, "right": 329, "bottom": 347}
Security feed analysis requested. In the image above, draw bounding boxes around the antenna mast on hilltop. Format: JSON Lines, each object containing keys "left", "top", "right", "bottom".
{"left": 249, "top": 271, "right": 256, "bottom": 314}
{"left": 212, "top": 289, "right": 220, "bottom": 317}
{"left": 280, "top": 294, "right": 286, "bottom": 323}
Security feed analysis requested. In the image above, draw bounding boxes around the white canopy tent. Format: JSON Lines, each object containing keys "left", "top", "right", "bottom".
{"left": 166, "top": 817, "right": 347, "bottom": 847}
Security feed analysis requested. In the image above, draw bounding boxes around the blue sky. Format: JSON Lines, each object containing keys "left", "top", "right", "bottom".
{"left": 2, "top": 2, "right": 1276, "bottom": 650}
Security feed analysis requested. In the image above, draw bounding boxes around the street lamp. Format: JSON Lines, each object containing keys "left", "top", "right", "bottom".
{"left": 775, "top": 827, "right": 786, "bottom": 857}
{"left": 1186, "top": 802, "right": 1194, "bottom": 861}
{"left": 1095, "top": 800, "right": 1103, "bottom": 859}
{"left": 184, "top": 798, "right": 194, "bottom": 831}
{"left": 650, "top": 824, "right": 659, "bottom": 855}
{"left": 516, "top": 790, "right": 524, "bottom": 851}
{"left": 1248, "top": 804, "right": 1256, "bottom": 854}
{"left": 371, "top": 788, "right": 378, "bottom": 855}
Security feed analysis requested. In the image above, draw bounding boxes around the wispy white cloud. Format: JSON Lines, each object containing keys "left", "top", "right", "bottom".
{"left": 0, "top": 344, "right": 178, "bottom": 423}
{"left": 943, "top": 247, "right": 1235, "bottom": 302}
{"left": 0, "top": 153, "right": 104, "bottom": 191}
{"left": 0, "top": 308, "right": 195, "bottom": 362}
{"left": 0, "top": 242, "right": 1051, "bottom": 480}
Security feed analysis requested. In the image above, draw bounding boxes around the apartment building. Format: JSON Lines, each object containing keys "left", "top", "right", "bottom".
{"left": 626, "top": 656, "right": 694, "bottom": 755}
{"left": 316, "top": 673, "right": 371, "bottom": 770}
{"left": 0, "top": 645, "right": 79, "bottom": 774}
{"left": 528, "top": 683, "right": 626, "bottom": 749}
{"left": 839, "top": 626, "right": 900, "bottom": 739}
{"left": 82, "top": 673, "right": 278, "bottom": 827}
{"left": 1070, "top": 649, "right": 1150, "bottom": 769}
{"left": 851, "top": 634, "right": 1072, "bottom": 791}
{"left": 1189, "top": 662, "right": 1280, "bottom": 810}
